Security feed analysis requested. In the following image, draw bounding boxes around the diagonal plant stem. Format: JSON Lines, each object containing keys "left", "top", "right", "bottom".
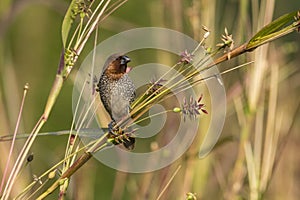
{"left": 15, "top": 132, "right": 106, "bottom": 199}
{"left": 156, "top": 165, "right": 182, "bottom": 200}
{"left": 36, "top": 143, "right": 108, "bottom": 200}
{"left": 0, "top": 84, "right": 29, "bottom": 197}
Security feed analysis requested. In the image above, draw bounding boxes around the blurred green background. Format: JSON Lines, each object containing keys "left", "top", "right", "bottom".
{"left": 1, "top": 0, "right": 299, "bottom": 199}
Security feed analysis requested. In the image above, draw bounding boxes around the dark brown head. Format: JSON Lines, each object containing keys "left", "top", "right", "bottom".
{"left": 103, "top": 54, "right": 131, "bottom": 80}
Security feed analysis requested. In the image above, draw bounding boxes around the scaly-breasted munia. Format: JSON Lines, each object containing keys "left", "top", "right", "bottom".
{"left": 97, "top": 53, "right": 136, "bottom": 149}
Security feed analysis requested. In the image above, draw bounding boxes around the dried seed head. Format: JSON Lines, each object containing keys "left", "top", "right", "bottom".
{"left": 180, "top": 95, "right": 208, "bottom": 121}
{"left": 216, "top": 27, "right": 234, "bottom": 59}
{"left": 202, "top": 25, "right": 210, "bottom": 39}
{"left": 147, "top": 78, "right": 166, "bottom": 95}
{"left": 179, "top": 50, "right": 194, "bottom": 64}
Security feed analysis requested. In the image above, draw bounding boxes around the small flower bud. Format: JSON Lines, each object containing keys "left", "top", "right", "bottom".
{"left": 186, "top": 192, "right": 197, "bottom": 200}
{"left": 204, "top": 31, "right": 210, "bottom": 39}
{"left": 59, "top": 178, "right": 68, "bottom": 185}
{"left": 48, "top": 169, "right": 57, "bottom": 179}
{"left": 173, "top": 107, "right": 181, "bottom": 113}
{"left": 24, "top": 83, "right": 29, "bottom": 91}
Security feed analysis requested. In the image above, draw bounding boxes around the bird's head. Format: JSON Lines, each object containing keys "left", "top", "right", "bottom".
{"left": 103, "top": 54, "right": 131, "bottom": 80}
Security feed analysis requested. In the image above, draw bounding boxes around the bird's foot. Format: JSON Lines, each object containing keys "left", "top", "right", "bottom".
{"left": 108, "top": 121, "right": 122, "bottom": 136}
{"left": 107, "top": 121, "right": 135, "bottom": 150}
{"left": 123, "top": 137, "right": 135, "bottom": 150}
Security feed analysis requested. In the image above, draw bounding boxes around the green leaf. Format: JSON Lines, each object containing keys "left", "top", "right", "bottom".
{"left": 247, "top": 10, "right": 299, "bottom": 50}
{"left": 61, "top": 0, "right": 83, "bottom": 48}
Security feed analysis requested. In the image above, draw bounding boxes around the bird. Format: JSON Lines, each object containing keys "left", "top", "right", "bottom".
{"left": 97, "top": 53, "right": 136, "bottom": 150}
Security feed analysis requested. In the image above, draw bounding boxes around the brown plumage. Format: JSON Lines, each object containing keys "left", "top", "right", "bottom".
{"left": 97, "top": 54, "right": 136, "bottom": 150}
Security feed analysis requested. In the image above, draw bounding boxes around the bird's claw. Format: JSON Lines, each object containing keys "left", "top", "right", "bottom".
{"left": 107, "top": 120, "right": 135, "bottom": 150}
{"left": 108, "top": 121, "right": 122, "bottom": 136}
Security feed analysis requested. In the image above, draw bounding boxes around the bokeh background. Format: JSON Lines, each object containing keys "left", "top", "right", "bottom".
{"left": 0, "top": 0, "right": 299, "bottom": 199}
